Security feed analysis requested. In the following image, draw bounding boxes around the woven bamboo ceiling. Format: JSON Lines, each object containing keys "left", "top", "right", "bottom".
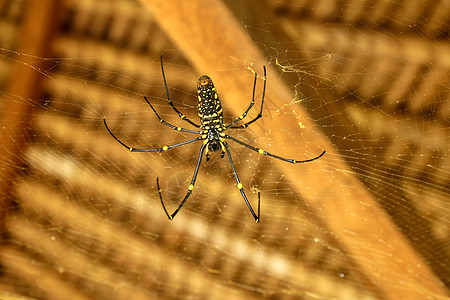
{"left": 0, "top": 0, "right": 448, "bottom": 299}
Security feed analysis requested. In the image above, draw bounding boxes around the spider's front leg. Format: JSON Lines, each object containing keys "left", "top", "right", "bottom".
{"left": 223, "top": 141, "right": 260, "bottom": 222}
{"left": 158, "top": 143, "right": 208, "bottom": 220}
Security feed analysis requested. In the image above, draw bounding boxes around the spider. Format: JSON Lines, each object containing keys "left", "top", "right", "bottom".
{"left": 103, "top": 56, "right": 325, "bottom": 222}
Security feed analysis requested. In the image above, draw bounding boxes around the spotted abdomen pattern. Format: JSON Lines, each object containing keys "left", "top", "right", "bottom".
{"left": 197, "top": 75, "right": 224, "bottom": 130}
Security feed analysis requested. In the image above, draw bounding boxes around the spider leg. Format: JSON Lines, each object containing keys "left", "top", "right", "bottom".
{"left": 103, "top": 118, "right": 203, "bottom": 152}
{"left": 227, "top": 66, "right": 266, "bottom": 129}
{"left": 159, "top": 56, "right": 201, "bottom": 128}
{"left": 144, "top": 97, "right": 202, "bottom": 134}
{"left": 157, "top": 142, "right": 207, "bottom": 220}
{"left": 225, "top": 134, "right": 326, "bottom": 163}
{"left": 224, "top": 141, "right": 260, "bottom": 222}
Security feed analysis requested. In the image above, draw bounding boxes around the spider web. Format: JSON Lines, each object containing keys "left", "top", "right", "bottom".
{"left": 0, "top": 0, "right": 449, "bottom": 299}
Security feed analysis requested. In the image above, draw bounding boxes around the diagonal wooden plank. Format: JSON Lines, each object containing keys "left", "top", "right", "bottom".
{"left": 139, "top": 0, "right": 448, "bottom": 298}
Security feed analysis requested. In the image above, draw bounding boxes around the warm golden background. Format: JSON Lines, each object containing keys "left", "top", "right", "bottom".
{"left": 0, "top": 0, "right": 448, "bottom": 299}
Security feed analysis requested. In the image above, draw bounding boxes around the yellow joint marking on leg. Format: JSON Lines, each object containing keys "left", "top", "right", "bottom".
{"left": 162, "top": 146, "right": 169, "bottom": 151}
{"left": 160, "top": 119, "right": 164, "bottom": 123}
{"left": 181, "top": 115, "right": 186, "bottom": 119}
{"left": 203, "top": 139, "right": 209, "bottom": 145}
{"left": 176, "top": 127, "right": 181, "bottom": 131}
{"left": 219, "top": 137, "right": 225, "bottom": 142}
{"left": 169, "top": 215, "right": 173, "bottom": 220}
{"left": 293, "top": 160, "right": 297, "bottom": 164}
{"left": 239, "top": 115, "right": 244, "bottom": 119}
{"left": 237, "top": 183, "right": 243, "bottom": 189}
{"left": 220, "top": 132, "right": 225, "bottom": 136}
{"left": 129, "top": 148, "right": 133, "bottom": 151}
{"left": 255, "top": 218, "right": 260, "bottom": 223}
{"left": 258, "top": 149, "right": 264, "bottom": 154}
{"left": 188, "top": 184, "right": 194, "bottom": 190}
{"left": 202, "top": 134, "right": 207, "bottom": 139}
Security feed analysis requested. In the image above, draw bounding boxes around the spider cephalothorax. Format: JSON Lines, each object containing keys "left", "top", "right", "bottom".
{"left": 104, "top": 56, "right": 325, "bottom": 222}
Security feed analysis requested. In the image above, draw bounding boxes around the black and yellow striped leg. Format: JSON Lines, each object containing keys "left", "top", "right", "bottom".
{"left": 144, "top": 97, "right": 202, "bottom": 134}
{"left": 159, "top": 56, "right": 201, "bottom": 128}
{"left": 225, "top": 134, "right": 326, "bottom": 164}
{"left": 157, "top": 142, "right": 208, "bottom": 220}
{"left": 227, "top": 66, "right": 266, "bottom": 129}
{"left": 103, "top": 118, "right": 203, "bottom": 152}
{"left": 224, "top": 141, "right": 260, "bottom": 222}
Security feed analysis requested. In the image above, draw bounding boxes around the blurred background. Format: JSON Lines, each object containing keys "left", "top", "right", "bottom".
{"left": 0, "top": 0, "right": 448, "bottom": 299}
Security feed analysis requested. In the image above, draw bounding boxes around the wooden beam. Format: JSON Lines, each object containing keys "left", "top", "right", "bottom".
{"left": 139, "top": 0, "right": 448, "bottom": 298}
{"left": 0, "top": 0, "right": 62, "bottom": 233}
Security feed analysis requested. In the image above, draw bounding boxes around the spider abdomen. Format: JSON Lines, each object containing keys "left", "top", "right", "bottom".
{"left": 197, "top": 75, "right": 224, "bottom": 129}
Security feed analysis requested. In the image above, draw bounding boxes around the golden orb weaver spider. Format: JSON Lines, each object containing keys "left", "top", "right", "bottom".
{"left": 103, "top": 56, "right": 325, "bottom": 222}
